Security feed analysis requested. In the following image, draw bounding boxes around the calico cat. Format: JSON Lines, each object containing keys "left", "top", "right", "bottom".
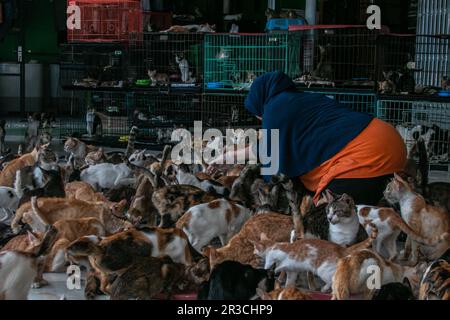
{"left": 229, "top": 164, "right": 262, "bottom": 208}
{"left": 357, "top": 205, "right": 445, "bottom": 260}
{"left": 152, "top": 184, "right": 220, "bottom": 228}
{"left": 148, "top": 70, "right": 169, "bottom": 86}
{"left": 0, "top": 225, "right": 58, "bottom": 300}
{"left": 332, "top": 249, "right": 425, "bottom": 300}
{"left": 108, "top": 256, "right": 188, "bottom": 300}
{"left": 203, "top": 213, "right": 293, "bottom": 269}
{"left": 384, "top": 173, "right": 450, "bottom": 262}
{"left": 176, "top": 199, "right": 251, "bottom": 252}
{"left": 0, "top": 145, "right": 43, "bottom": 187}
{"left": 198, "top": 261, "right": 273, "bottom": 300}
{"left": 253, "top": 226, "right": 378, "bottom": 292}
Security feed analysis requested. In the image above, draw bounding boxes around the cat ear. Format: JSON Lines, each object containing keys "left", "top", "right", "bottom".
{"left": 322, "top": 189, "right": 336, "bottom": 203}
{"left": 27, "top": 231, "right": 39, "bottom": 244}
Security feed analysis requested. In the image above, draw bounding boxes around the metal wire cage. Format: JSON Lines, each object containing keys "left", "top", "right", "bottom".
{"left": 204, "top": 33, "right": 302, "bottom": 91}
{"left": 129, "top": 92, "right": 202, "bottom": 144}
{"left": 59, "top": 43, "right": 127, "bottom": 89}
{"left": 127, "top": 33, "right": 204, "bottom": 90}
{"left": 67, "top": 0, "right": 143, "bottom": 43}
{"left": 377, "top": 97, "right": 450, "bottom": 167}
{"left": 201, "top": 94, "right": 260, "bottom": 129}
{"left": 290, "top": 25, "right": 381, "bottom": 89}
{"left": 377, "top": 34, "right": 450, "bottom": 91}
{"left": 302, "top": 89, "right": 377, "bottom": 115}
{"left": 59, "top": 90, "right": 131, "bottom": 138}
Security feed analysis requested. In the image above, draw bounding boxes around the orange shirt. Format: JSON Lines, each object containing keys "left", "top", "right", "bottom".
{"left": 300, "top": 118, "right": 407, "bottom": 203}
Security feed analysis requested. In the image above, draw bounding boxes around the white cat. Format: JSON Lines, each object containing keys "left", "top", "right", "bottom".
{"left": 80, "top": 163, "right": 134, "bottom": 190}
{"left": 176, "top": 198, "right": 251, "bottom": 252}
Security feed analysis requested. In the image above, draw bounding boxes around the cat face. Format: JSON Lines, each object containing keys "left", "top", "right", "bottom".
{"left": 383, "top": 173, "right": 411, "bottom": 204}
{"left": 64, "top": 138, "right": 80, "bottom": 153}
{"left": 325, "top": 191, "right": 356, "bottom": 225}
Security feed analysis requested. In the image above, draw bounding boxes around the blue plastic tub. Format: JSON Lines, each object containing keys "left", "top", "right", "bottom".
{"left": 266, "top": 18, "right": 306, "bottom": 31}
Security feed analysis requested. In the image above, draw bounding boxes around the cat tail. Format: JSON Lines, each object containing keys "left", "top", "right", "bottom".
{"left": 33, "top": 224, "right": 59, "bottom": 258}
{"left": 30, "top": 196, "right": 51, "bottom": 227}
{"left": 280, "top": 176, "right": 305, "bottom": 239}
{"left": 125, "top": 126, "right": 138, "bottom": 158}
{"left": 417, "top": 137, "right": 429, "bottom": 196}
{"left": 345, "top": 223, "right": 378, "bottom": 255}
{"left": 331, "top": 258, "right": 351, "bottom": 300}
{"left": 14, "top": 170, "right": 24, "bottom": 199}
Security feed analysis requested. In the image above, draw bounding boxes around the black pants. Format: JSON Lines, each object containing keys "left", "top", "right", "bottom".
{"left": 324, "top": 174, "right": 393, "bottom": 206}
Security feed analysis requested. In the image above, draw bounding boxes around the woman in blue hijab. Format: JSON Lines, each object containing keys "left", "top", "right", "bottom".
{"left": 244, "top": 71, "right": 407, "bottom": 205}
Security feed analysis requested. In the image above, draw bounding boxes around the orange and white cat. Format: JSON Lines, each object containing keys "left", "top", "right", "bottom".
{"left": 176, "top": 199, "right": 251, "bottom": 252}
{"left": 384, "top": 173, "right": 450, "bottom": 262}
{"left": 253, "top": 226, "right": 378, "bottom": 292}
{"left": 357, "top": 205, "right": 446, "bottom": 261}
{"left": 332, "top": 249, "right": 426, "bottom": 300}
{"left": 0, "top": 226, "right": 58, "bottom": 300}
{"left": 203, "top": 213, "right": 294, "bottom": 269}
{"left": 0, "top": 145, "right": 43, "bottom": 187}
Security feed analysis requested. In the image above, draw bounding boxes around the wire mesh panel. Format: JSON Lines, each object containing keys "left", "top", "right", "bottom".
{"left": 128, "top": 33, "right": 204, "bottom": 90}
{"left": 302, "top": 90, "right": 376, "bottom": 115}
{"left": 130, "top": 92, "right": 202, "bottom": 144}
{"left": 60, "top": 43, "right": 127, "bottom": 89}
{"left": 290, "top": 25, "right": 380, "bottom": 89}
{"left": 67, "top": 0, "right": 142, "bottom": 43}
{"left": 377, "top": 98, "right": 450, "bottom": 166}
{"left": 377, "top": 34, "right": 450, "bottom": 91}
{"left": 201, "top": 94, "right": 259, "bottom": 129}
{"left": 204, "top": 33, "right": 301, "bottom": 91}
{"left": 59, "top": 90, "right": 130, "bottom": 138}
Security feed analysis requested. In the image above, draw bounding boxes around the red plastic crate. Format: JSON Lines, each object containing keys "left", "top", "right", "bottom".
{"left": 67, "top": 0, "right": 143, "bottom": 43}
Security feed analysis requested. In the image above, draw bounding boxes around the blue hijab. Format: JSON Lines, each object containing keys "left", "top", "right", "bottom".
{"left": 245, "top": 71, "right": 374, "bottom": 180}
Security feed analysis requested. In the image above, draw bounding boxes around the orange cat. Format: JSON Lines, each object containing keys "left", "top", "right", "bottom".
{"left": 384, "top": 173, "right": 450, "bottom": 262}
{"left": 203, "top": 213, "right": 293, "bottom": 269}
{"left": 0, "top": 146, "right": 41, "bottom": 187}
{"left": 11, "top": 196, "right": 128, "bottom": 235}
{"left": 65, "top": 181, "right": 113, "bottom": 205}
{"left": 332, "top": 249, "right": 425, "bottom": 300}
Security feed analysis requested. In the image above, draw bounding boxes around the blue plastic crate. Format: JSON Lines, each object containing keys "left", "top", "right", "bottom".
{"left": 265, "top": 18, "right": 306, "bottom": 31}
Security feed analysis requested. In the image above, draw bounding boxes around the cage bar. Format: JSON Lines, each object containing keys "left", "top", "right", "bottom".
{"left": 130, "top": 92, "right": 202, "bottom": 144}
{"left": 302, "top": 89, "right": 376, "bottom": 115}
{"left": 377, "top": 97, "right": 450, "bottom": 167}
{"left": 128, "top": 33, "right": 204, "bottom": 90}
{"left": 201, "top": 94, "right": 259, "bottom": 129}
{"left": 204, "top": 33, "right": 301, "bottom": 91}
{"left": 60, "top": 43, "right": 127, "bottom": 89}
{"left": 67, "top": 0, "right": 143, "bottom": 43}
